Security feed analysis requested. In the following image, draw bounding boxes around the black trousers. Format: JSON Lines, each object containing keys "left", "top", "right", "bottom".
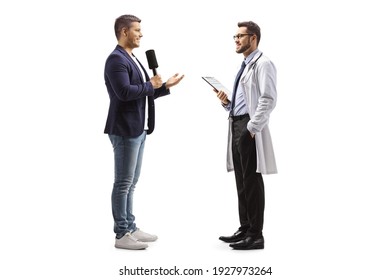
{"left": 231, "top": 115, "right": 265, "bottom": 239}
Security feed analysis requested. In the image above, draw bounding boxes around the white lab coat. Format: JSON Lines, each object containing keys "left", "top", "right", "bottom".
{"left": 226, "top": 50, "right": 277, "bottom": 174}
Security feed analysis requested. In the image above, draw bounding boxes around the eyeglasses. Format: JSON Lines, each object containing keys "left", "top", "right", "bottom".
{"left": 233, "top": 33, "right": 254, "bottom": 40}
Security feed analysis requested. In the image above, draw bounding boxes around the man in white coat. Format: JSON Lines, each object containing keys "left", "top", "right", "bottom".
{"left": 215, "top": 21, "right": 277, "bottom": 250}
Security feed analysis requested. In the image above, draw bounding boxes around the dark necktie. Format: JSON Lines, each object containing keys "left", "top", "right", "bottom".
{"left": 230, "top": 60, "right": 246, "bottom": 115}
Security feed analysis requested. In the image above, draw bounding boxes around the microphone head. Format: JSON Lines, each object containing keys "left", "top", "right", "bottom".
{"left": 145, "top": 49, "right": 159, "bottom": 69}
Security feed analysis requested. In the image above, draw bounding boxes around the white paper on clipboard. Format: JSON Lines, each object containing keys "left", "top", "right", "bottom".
{"left": 202, "top": 76, "right": 231, "bottom": 95}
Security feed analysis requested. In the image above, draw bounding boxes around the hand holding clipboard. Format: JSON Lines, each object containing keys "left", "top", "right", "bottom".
{"left": 202, "top": 76, "right": 231, "bottom": 105}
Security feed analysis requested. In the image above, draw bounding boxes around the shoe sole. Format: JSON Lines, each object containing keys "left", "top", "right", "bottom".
{"left": 115, "top": 244, "right": 148, "bottom": 250}
{"left": 230, "top": 245, "right": 264, "bottom": 250}
{"left": 219, "top": 238, "right": 244, "bottom": 243}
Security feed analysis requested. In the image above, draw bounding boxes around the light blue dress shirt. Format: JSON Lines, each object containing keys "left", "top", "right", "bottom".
{"left": 232, "top": 49, "right": 259, "bottom": 116}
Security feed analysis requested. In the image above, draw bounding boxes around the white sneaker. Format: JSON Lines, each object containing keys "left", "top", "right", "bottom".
{"left": 115, "top": 232, "right": 148, "bottom": 250}
{"left": 132, "top": 228, "right": 158, "bottom": 242}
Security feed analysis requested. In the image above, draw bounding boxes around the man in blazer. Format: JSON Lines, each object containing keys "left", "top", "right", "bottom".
{"left": 215, "top": 21, "right": 277, "bottom": 250}
{"left": 104, "top": 14, "right": 184, "bottom": 250}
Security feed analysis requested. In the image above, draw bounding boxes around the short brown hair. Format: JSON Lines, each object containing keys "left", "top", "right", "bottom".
{"left": 114, "top": 15, "right": 141, "bottom": 40}
{"left": 238, "top": 21, "right": 261, "bottom": 46}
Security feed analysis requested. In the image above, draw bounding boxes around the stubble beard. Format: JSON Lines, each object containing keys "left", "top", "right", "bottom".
{"left": 236, "top": 42, "right": 251, "bottom": 54}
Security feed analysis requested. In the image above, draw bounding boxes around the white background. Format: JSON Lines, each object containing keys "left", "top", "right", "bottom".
{"left": 1, "top": 0, "right": 390, "bottom": 279}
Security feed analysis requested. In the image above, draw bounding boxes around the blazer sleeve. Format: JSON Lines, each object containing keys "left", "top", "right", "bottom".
{"left": 105, "top": 54, "right": 155, "bottom": 102}
{"left": 153, "top": 83, "right": 171, "bottom": 99}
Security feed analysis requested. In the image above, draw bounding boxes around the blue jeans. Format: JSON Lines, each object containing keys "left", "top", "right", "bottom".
{"left": 109, "top": 132, "right": 147, "bottom": 238}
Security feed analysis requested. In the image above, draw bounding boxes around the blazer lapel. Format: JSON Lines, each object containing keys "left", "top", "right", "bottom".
{"left": 116, "top": 45, "right": 146, "bottom": 82}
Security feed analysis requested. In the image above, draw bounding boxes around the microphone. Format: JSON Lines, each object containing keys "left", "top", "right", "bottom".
{"left": 145, "top": 49, "right": 159, "bottom": 76}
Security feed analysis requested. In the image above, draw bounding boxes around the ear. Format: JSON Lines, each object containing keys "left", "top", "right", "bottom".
{"left": 121, "top": 27, "right": 128, "bottom": 37}
{"left": 251, "top": 35, "right": 257, "bottom": 45}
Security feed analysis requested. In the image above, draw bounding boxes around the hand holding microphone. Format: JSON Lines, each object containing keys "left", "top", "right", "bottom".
{"left": 150, "top": 75, "right": 163, "bottom": 89}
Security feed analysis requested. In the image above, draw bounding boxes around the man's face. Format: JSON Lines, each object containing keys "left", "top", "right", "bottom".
{"left": 234, "top": 27, "right": 253, "bottom": 54}
{"left": 125, "top": 22, "right": 143, "bottom": 49}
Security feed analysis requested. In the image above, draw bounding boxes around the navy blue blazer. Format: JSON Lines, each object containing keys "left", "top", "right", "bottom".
{"left": 104, "top": 45, "right": 170, "bottom": 137}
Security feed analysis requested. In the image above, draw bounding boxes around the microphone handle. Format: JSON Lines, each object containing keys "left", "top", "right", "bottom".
{"left": 152, "top": 68, "right": 157, "bottom": 76}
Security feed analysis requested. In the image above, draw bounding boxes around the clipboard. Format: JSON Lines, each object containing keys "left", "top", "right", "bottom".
{"left": 202, "top": 76, "right": 231, "bottom": 94}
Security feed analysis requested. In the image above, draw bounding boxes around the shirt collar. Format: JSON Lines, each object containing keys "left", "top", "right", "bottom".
{"left": 244, "top": 49, "right": 260, "bottom": 65}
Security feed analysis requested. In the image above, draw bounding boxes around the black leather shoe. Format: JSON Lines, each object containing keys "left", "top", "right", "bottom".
{"left": 219, "top": 230, "right": 246, "bottom": 243}
{"left": 229, "top": 236, "right": 264, "bottom": 250}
